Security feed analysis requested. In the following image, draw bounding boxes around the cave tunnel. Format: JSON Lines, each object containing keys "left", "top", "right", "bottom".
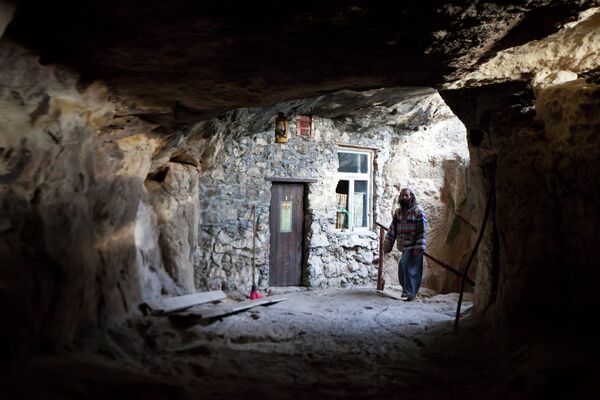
{"left": 1, "top": 1, "right": 600, "bottom": 399}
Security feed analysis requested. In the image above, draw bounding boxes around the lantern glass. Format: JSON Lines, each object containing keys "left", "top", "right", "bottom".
{"left": 275, "top": 112, "right": 288, "bottom": 143}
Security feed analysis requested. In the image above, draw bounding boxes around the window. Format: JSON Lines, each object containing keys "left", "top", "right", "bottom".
{"left": 335, "top": 148, "right": 372, "bottom": 231}
{"left": 296, "top": 115, "right": 312, "bottom": 137}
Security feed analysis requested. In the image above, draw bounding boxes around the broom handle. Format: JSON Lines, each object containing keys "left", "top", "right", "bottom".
{"left": 252, "top": 205, "right": 257, "bottom": 283}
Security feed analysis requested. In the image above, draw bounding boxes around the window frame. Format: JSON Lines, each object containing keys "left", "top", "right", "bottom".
{"left": 335, "top": 147, "right": 373, "bottom": 232}
{"left": 296, "top": 115, "right": 312, "bottom": 138}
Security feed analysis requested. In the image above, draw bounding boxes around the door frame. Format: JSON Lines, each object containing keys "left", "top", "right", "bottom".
{"left": 266, "top": 177, "right": 316, "bottom": 287}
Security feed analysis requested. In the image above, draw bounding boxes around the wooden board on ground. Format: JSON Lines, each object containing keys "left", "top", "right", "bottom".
{"left": 145, "top": 290, "right": 227, "bottom": 314}
{"left": 175, "top": 296, "right": 287, "bottom": 321}
{"left": 166, "top": 340, "right": 212, "bottom": 354}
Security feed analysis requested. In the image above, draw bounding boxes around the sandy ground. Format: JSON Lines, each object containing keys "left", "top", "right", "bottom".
{"left": 157, "top": 286, "right": 480, "bottom": 399}
{"left": 4, "top": 286, "right": 517, "bottom": 400}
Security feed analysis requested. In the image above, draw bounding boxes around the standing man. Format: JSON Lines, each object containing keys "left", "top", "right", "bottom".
{"left": 383, "top": 188, "right": 427, "bottom": 301}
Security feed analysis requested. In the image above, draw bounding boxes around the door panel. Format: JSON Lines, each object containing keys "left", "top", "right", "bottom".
{"left": 270, "top": 183, "right": 304, "bottom": 286}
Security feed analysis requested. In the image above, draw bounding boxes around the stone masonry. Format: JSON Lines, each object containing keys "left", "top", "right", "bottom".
{"left": 194, "top": 93, "right": 471, "bottom": 293}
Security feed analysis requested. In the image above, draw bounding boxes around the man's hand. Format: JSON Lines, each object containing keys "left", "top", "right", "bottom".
{"left": 412, "top": 248, "right": 422, "bottom": 256}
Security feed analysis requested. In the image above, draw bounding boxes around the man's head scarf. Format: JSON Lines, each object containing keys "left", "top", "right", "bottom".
{"left": 399, "top": 187, "right": 417, "bottom": 213}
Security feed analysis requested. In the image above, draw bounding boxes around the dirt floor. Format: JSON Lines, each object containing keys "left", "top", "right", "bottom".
{"left": 3, "top": 286, "right": 524, "bottom": 400}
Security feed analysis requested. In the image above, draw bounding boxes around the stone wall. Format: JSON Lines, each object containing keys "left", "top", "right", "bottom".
{"left": 195, "top": 117, "right": 380, "bottom": 292}
{"left": 194, "top": 93, "right": 472, "bottom": 293}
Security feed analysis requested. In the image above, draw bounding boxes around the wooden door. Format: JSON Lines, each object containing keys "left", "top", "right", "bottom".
{"left": 270, "top": 183, "right": 304, "bottom": 286}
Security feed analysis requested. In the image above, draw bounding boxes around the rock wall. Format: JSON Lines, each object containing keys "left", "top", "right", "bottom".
{"left": 441, "top": 6, "right": 600, "bottom": 321}
{"left": 441, "top": 74, "right": 600, "bottom": 379}
{"left": 193, "top": 93, "right": 472, "bottom": 294}
{"left": 381, "top": 115, "right": 476, "bottom": 293}
{"left": 145, "top": 163, "right": 199, "bottom": 293}
{"left": 0, "top": 42, "right": 200, "bottom": 358}
{"left": 0, "top": 41, "right": 474, "bottom": 359}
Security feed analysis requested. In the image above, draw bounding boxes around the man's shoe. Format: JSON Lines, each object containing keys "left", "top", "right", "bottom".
{"left": 400, "top": 293, "right": 409, "bottom": 299}
{"left": 403, "top": 296, "right": 414, "bottom": 302}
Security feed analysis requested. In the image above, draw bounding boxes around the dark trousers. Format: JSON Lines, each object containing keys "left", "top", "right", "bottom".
{"left": 398, "top": 250, "right": 423, "bottom": 298}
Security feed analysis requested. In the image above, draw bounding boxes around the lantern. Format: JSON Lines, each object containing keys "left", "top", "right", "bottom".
{"left": 274, "top": 112, "right": 288, "bottom": 143}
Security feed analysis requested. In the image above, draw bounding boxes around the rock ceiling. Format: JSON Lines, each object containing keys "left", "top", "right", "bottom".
{"left": 5, "top": 0, "right": 600, "bottom": 124}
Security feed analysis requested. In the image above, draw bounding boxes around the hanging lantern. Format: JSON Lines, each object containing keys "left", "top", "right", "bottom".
{"left": 274, "top": 112, "right": 288, "bottom": 143}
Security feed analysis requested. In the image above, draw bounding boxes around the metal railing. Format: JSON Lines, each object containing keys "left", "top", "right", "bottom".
{"left": 375, "top": 183, "right": 493, "bottom": 330}
{"left": 374, "top": 221, "right": 474, "bottom": 290}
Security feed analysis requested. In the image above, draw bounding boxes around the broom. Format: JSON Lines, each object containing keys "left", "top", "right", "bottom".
{"left": 249, "top": 205, "right": 264, "bottom": 300}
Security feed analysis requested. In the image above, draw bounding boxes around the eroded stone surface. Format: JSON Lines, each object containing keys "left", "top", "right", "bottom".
{"left": 440, "top": 69, "right": 600, "bottom": 384}
{"left": 5, "top": 1, "right": 596, "bottom": 125}
{"left": 0, "top": 42, "right": 201, "bottom": 357}
{"left": 448, "top": 7, "right": 600, "bottom": 89}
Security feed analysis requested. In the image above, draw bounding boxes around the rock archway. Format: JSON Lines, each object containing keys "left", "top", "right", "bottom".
{"left": 1, "top": 1, "right": 599, "bottom": 398}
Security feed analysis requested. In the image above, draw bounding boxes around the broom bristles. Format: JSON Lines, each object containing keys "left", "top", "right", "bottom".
{"left": 250, "top": 291, "right": 263, "bottom": 300}
{"left": 250, "top": 282, "right": 264, "bottom": 299}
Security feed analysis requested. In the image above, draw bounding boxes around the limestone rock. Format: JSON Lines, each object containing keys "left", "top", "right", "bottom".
{"left": 146, "top": 162, "right": 199, "bottom": 294}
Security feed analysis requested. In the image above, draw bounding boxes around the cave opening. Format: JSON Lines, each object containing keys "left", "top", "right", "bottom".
{"left": 1, "top": 1, "right": 600, "bottom": 399}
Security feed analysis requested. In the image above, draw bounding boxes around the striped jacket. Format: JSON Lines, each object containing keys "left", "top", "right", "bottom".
{"left": 383, "top": 205, "right": 427, "bottom": 252}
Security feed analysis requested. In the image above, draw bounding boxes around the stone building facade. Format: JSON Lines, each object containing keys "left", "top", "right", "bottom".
{"left": 194, "top": 93, "right": 473, "bottom": 293}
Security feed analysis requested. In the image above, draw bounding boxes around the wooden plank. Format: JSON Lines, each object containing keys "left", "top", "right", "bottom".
{"left": 291, "top": 184, "right": 303, "bottom": 285}
{"left": 202, "top": 297, "right": 287, "bottom": 320}
{"left": 176, "top": 296, "right": 287, "bottom": 321}
{"left": 265, "top": 177, "right": 317, "bottom": 183}
{"left": 336, "top": 142, "right": 380, "bottom": 152}
{"left": 146, "top": 290, "right": 226, "bottom": 314}
{"left": 166, "top": 340, "right": 211, "bottom": 354}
